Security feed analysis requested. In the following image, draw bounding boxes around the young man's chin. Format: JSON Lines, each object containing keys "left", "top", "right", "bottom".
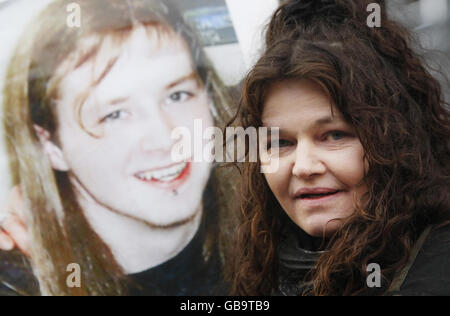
{"left": 134, "top": 208, "right": 201, "bottom": 230}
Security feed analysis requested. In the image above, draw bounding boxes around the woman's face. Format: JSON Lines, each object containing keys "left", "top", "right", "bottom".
{"left": 49, "top": 28, "right": 213, "bottom": 227}
{"left": 262, "top": 80, "right": 367, "bottom": 237}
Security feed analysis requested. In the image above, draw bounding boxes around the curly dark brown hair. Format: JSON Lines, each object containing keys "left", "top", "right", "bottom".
{"left": 230, "top": 0, "right": 450, "bottom": 296}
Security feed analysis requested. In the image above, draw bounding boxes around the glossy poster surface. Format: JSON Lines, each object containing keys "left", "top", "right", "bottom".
{"left": 0, "top": 0, "right": 279, "bottom": 296}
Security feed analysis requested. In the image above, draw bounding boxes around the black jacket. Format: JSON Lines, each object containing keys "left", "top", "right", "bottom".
{"left": 390, "top": 224, "right": 450, "bottom": 295}
{"left": 275, "top": 223, "right": 450, "bottom": 296}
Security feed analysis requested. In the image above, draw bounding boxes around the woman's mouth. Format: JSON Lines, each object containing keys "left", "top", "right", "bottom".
{"left": 294, "top": 188, "right": 344, "bottom": 206}
{"left": 134, "top": 162, "right": 191, "bottom": 190}
{"left": 299, "top": 191, "right": 341, "bottom": 200}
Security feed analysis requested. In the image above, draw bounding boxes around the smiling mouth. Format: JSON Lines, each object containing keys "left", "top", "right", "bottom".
{"left": 298, "top": 190, "right": 342, "bottom": 200}
{"left": 135, "top": 162, "right": 189, "bottom": 183}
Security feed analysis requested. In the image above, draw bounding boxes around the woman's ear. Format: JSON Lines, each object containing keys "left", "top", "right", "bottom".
{"left": 33, "top": 125, "right": 70, "bottom": 172}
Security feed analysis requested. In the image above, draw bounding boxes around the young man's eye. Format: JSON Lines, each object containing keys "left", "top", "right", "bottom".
{"left": 101, "top": 110, "right": 127, "bottom": 123}
{"left": 166, "top": 91, "right": 194, "bottom": 104}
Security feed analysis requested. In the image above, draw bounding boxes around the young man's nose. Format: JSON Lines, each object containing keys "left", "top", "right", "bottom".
{"left": 291, "top": 141, "right": 326, "bottom": 179}
{"left": 139, "top": 110, "right": 175, "bottom": 153}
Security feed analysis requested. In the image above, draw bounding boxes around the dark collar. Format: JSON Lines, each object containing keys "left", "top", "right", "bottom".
{"left": 276, "top": 220, "right": 326, "bottom": 296}
{"left": 0, "top": 250, "right": 39, "bottom": 296}
{"left": 127, "top": 220, "right": 226, "bottom": 296}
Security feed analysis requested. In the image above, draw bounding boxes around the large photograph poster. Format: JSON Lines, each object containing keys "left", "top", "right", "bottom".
{"left": 0, "top": 0, "right": 278, "bottom": 296}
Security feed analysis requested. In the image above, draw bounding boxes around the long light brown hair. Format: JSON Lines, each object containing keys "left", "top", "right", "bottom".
{"left": 3, "top": 0, "right": 234, "bottom": 296}
{"left": 230, "top": 0, "right": 450, "bottom": 295}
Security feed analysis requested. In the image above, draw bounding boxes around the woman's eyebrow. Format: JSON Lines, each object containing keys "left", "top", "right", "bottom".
{"left": 166, "top": 72, "right": 199, "bottom": 89}
{"left": 314, "top": 114, "right": 349, "bottom": 127}
{"left": 262, "top": 115, "right": 336, "bottom": 127}
{"left": 314, "top": 116, "right": 335, "bottom": 125}
{"left": 261, "top": 115, "right": 344, "bottom": 135}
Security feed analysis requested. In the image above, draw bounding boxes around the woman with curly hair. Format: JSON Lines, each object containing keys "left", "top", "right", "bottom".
{"left": 231, "top": 0, "right": 450, "bottom": 295}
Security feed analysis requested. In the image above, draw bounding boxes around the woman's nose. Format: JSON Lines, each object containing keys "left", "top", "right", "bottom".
{"left": 292, "top": 141, "right": 326, "bottom": 179}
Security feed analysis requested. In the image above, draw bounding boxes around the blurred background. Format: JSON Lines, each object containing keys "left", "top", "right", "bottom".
{"left": 388, "top": 0, "right": 450, "bottom": 102}
{"left": 0, "top": 0, "right": 448, "bottom": 206}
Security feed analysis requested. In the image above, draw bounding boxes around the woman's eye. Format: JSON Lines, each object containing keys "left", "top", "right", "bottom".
{"left": 268, "top": 139, "right": 293, "bottom": 149}
{"left": 324, "top": 131, "right": 348, "bottom": 141}
{"left": 279, "top": 139, "right": 293, "bottom": 147}
{"left": 166, "top": 91, "right": 193, "bottom": 104}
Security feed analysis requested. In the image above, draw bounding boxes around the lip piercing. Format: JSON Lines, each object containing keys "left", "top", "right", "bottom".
{"left": 173, "top": 190, "right": 178, "bottom": 196}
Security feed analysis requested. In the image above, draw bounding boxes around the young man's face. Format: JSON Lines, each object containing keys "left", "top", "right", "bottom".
{"left": 51, "top": 28, "right": 213, "bottom": 227}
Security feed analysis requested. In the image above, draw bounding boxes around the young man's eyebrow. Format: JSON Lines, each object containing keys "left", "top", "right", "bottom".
{"left": 166, "top": 72, "right": 199, "bottom": 89}
{"left": 99, "top": 74, "right": 199, "bottom": 106}
{"left": 106, "top": 96, "right": 130, "bottom": 106}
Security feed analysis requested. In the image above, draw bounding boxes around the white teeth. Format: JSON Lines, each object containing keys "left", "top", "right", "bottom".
{"left": 136, "top": 163, "right": 187, "bottom": 182}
